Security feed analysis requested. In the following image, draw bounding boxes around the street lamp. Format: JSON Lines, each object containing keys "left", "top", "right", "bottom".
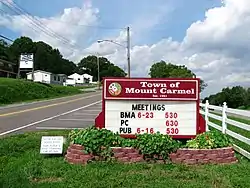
{"left": 97, "top": 27, "right": 131, "bottom": 77}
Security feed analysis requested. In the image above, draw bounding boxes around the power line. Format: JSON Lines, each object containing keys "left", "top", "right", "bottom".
{"left": 11, "top": 1, "right": 73, "bottom": 44}
{"left": 0, "top": 34, "right": 14, "bottom": 42}
{"left": 1, "top": 1, "right": 78, "bottom": 51}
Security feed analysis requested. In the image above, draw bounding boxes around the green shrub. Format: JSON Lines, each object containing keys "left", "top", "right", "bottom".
{"left": 69, "top": 127, "right": 121, "bottom": 160}
{"left": 135, "top": 133, "right": 181, "bottom": 160}
{"left": 186, "top": 130, "right": 233, "bottom": 149}
{"left": 0, "top": 78, "right": 82, "bottom": 104}
{"left": 68, "top": 128, "right": 181, "bottom": 161}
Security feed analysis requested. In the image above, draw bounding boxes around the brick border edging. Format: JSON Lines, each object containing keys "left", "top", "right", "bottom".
{"left": 169, "top": 147, "right": 238, "bottom": 165}
{"left": 65, "top": 144, "right": 238, "bottom": 165}
{"left": 65, "top": 144, "right": 144, "bottom": 165}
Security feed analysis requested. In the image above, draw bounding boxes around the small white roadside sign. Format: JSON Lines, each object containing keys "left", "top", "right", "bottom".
{"left": 19, "top": 54, "right": 34, "bottom": 69}
{"left": 40, "top": 136, "right": 64, "bottom": 154}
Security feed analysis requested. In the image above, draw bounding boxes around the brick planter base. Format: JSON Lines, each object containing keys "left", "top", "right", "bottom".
{"left": 111, "top": 147, "right": 144, "bottom": 163}
{"left": 169, "top": 147, "right": 238, "bottom": 165}
{"left": 65, "top": 144, "right": 94, "bottom": 164}
{"left": 65, "top": 144, "right": 144, "bottom": 165}
{"left": 65, "top": 145, "right": 238, "bottom": 165}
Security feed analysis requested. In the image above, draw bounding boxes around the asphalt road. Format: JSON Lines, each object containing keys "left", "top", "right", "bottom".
{"left": 0, "top": 91, "right": 102, "bottom": 137}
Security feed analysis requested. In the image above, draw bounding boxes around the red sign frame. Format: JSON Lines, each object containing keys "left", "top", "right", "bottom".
{"left": 95, "top": 77, "right": 205, "bottom": 139}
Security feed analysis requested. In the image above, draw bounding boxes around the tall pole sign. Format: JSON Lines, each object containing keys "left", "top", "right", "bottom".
{"left": 95, "top": 77, "right": 205, "bottom": 139}
{"left": 17, "top": 53, "right": 34, "bottom": 80}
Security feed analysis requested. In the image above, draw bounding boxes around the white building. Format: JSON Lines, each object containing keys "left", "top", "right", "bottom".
{"left": 68, "top": 73, "right": 94, "bottom": 84}
{"left": 83, "top": 73, "right": 94, "bottom": 83}
{"left": 26, "top": 70, "right": 67, "bottom": 85}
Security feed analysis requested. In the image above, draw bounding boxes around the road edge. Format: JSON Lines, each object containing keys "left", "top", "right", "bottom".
{"left": 0, "top": 90, "right": 99, "bottom": 110}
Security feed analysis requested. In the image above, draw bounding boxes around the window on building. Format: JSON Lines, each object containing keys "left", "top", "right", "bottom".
{"left": 54, "top": 75, "right": 56, "bottom": 80}
{"left": 58, "top": 76, "right": 60, "bottom": 81}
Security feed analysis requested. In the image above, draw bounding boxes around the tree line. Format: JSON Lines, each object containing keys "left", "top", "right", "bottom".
{"left": 1, "top": 36, "right": 209, "bottom": 90}
{"left": 202, "top": 86, "right": 250, "bottom": 109}
{"left": 0, "top": 36, "right": 126, "bottom": 81}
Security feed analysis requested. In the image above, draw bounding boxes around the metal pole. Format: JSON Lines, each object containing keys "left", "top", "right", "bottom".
{"left": 17, "top": 54, "right": 20, "bottom": 79}
{"left": 97, "top": 53, "right": 100, "bottom": 90}
{"left": 127, "top": 26, "right": 131, "bottom": 78}
{"left": 31, "top": 54, "right": 34, "bottom": 81}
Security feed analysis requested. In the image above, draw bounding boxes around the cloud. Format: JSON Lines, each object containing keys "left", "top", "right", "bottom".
{"left": 0, "top": 0, "right": 99, "bottom": 61}
{"left": 0, "top": 0, "right": 250, "bottom": 97}
{"left": 92, "top": 0, "right": 250, "bottom": 97}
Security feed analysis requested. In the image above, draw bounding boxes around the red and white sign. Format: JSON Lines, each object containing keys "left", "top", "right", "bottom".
{"left": 95, "top": 78, "right": 205, "bottom": 139}
{"left": 104, "top": 79, "right": 198, "bottom": 100}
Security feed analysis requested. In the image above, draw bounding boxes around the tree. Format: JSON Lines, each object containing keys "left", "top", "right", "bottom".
{"left": 10, "top": 36, "right": 36, "bottom": 63}
{"left": 205, "top": 86, "right": 250, "bottom": 109}
{"left": 149, "top": 61, "right": 207, "bottom": 92}
{"left": 77, "top": 55, "right": 126, "bottom": 81}
{"left": 0, "top": 39, "right": 13, "bottom": 61}
{"left": 5, "top": 37, "right": 78, "bottom": 77}
{"left": 0, "top": 36, "right": 125, "bottom": 79}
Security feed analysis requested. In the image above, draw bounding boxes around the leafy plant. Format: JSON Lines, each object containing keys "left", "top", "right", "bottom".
{"left": 68, "top": 128, "right": 182, "bottom": 161}
{"left": 69, "top": 127, "right": 120, "bottom": 160}
{"left": 135, "top": 132, "right": 181, "bottom": 160}
{"left": 186, "top": 130, "right": 233, "bottom": 149}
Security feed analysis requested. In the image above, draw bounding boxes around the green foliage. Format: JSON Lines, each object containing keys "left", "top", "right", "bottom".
{"left": 135, "top": 133, "right": 181, "bottom": 160}
{"left": 78, "top": 55, "right": 126, "bottom": 81}
{"left": 69, "top": 127, "right": 120, "bottom": 160}
{"left": 69, "top": 128, "right": 180, "bottom": 161}
{"left": 149, "top": 61, "right": 207, "bottom": 92}
{"left": 186, "top": 130, "right": 233, "bottom": 149}
{"left": 1, "top": 130, "right": 250, "bottom": 188}
{"left": 0, "top": 78, "right": 82, "bottom": 105}
{"left": 1, "top": 36, "right": 126, "bottom": 79}
{"left": 204, "top": 86, "right": 250, "bottom": 108}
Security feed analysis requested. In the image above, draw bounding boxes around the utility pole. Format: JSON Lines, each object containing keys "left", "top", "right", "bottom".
{"left": 97, "top": 53, "right": 100, "bottom": 90}
{"left": 127, "top": 26, "right": 131, "bottom": 78}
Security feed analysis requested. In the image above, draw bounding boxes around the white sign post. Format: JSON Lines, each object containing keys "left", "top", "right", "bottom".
{"left": 40, "top": 136, "right": 64, "bottom": 154}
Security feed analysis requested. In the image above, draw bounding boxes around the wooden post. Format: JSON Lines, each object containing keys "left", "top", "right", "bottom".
{"left": 222, "top": 102, "right": 227, "bottom": 134}
{"left": 205, "top": 100, "right": 209, "bottom": 131}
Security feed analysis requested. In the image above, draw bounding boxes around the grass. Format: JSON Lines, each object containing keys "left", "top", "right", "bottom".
{"left": 238, "top": 106, "right": 250, "bottom": 110}
{"left": 208, "top": 112, "right": 250, "bottom": 153}
{"left": 1, "top": 131, "right": 250, "bottom": 188}
{"left": 0, "top": 78, "right": 86, "bottom": 105}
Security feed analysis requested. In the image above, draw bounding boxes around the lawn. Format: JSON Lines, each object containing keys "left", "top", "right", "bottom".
{"left": 208, "top": 112, "right": 250, "bottom": 153}
{"left": 0, "top": 78, "right": 86, "bottom": 105}
{"left": 238, "top": 106, "right": 250, "bottom": 110}
{"left": 1, "top": 131, "right": 250, "bottom": 188}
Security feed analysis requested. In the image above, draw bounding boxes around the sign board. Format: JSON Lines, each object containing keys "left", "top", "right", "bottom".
{"left": 19, "top": 54, "right": 34, "bottom": 69}
{"left": 40, "top": 136, "right": 64, "bottom": 154}
{"left": 95, "top": 78, "right": 202, "bottom": 139}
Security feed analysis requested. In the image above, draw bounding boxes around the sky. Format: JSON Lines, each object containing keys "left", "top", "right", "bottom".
{"left": 0, "top": 0, "right": 250, "bottom": 98}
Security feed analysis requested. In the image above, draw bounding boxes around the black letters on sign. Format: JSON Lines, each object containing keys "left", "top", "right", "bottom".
{"left": 121, "top": 120, "right": 129, "bottom": 126}
{"left": 120, "top": 127, "right": 132, "bottom": 134}
{"left": 120, "top": 112, "right": 135, "bottom": 118}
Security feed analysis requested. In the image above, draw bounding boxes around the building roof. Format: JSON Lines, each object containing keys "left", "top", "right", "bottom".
{"left": 83, "top": 73, "right": 93, "bottom": 77}
{"left": 26, "top": 70, "right": 66, "bottom": 76}
{"left": 26, "top": 70, "right": 52, "bottom": 75}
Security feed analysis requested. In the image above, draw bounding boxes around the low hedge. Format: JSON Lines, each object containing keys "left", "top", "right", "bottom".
{"left": 0, "top": 78, "right": 82, "bottom": 105}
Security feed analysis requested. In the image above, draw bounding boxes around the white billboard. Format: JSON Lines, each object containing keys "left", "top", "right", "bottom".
{"left": 19, "top": 54, "right": 34, "bottom": 69}
{"left": 105, "top": 100, "right": 197, "bottom": 136}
